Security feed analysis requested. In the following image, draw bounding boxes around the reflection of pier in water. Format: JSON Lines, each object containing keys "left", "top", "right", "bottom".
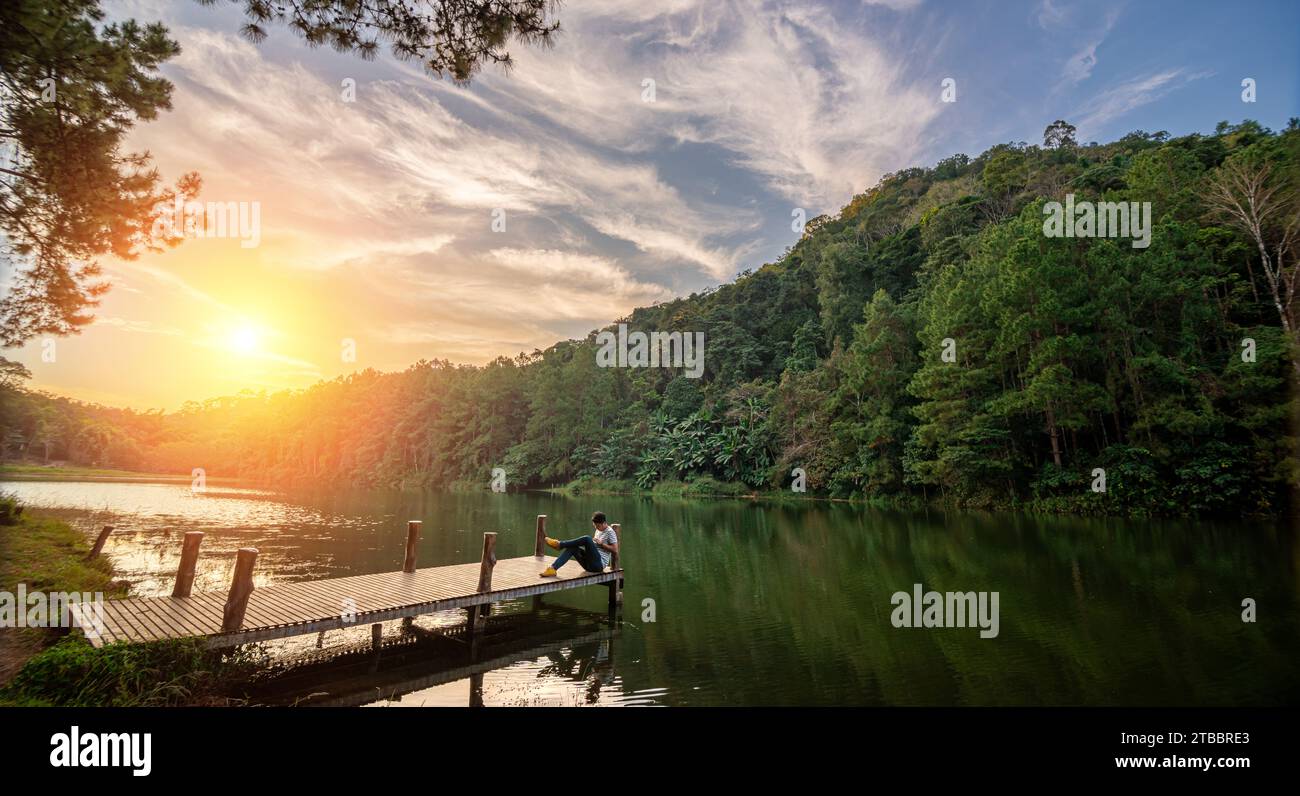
{"left": 250, "top": 604, "right": 623, "bottom": 707}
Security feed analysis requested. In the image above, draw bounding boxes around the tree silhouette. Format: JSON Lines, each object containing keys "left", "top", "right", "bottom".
{"left": 1043, "top": 119, "right": 1077, "bottom": 149}
{"left": 203, "top": 0, "right": 561, "bottom": 82}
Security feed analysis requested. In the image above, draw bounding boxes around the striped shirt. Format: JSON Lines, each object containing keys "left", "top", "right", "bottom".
{"left": 594, "top": 526, "right": 618, "bottom": 568}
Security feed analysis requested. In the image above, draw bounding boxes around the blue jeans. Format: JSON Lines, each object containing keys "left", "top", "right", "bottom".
{"left": 553, "top": 535, "right": 606, "bottom": 573}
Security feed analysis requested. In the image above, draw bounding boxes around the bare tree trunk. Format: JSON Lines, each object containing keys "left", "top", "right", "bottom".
{"left": 1046, "top": 407, "right": 1063, "bottom": 467}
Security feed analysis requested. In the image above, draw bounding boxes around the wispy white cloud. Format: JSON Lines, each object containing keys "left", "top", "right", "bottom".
{"left": 485, "top": 0, "right": 940, "bottom": 212}
{"left": 1059, "top": 9, "right": 1120, "bottom": 86}
{"left": 92, "top": 317, "right": 184, "bottom": 336}
{"left": 1074, "top": 68, "right": 1213, "bottom": 135}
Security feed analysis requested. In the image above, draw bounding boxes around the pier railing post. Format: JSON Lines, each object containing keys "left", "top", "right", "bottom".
{"left": 87, "top": 526, "right": 113, "bottom": 560}
{"left": 171, "top": 531, "right": 204, "bottom": 598}
{"left": 477, "top": 532, "right": 497, "bottom": 593}
{"left": 403, "top": 520, "right": 421, "bottom": 573}
{"left": 470, "top": 532, "right": 497, "bottom": 627}
{"left": 221, "top": 547, "right": 258, "bottom": 633}
{"left": 533, "top": 515, "right": 548, "bottom": 609}
{"left": 534, "top": 515, "right": 547, "bottom": 558}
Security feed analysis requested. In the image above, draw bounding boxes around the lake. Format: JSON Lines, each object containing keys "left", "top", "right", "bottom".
{"left": 4, "top": 478, "right": 1298, "bottom": 707}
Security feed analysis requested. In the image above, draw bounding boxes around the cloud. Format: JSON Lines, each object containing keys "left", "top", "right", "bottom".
{"left": 1059, "top": 9, "right": 1120, "bottom": 86}
{"left": 1063, "top": 42, "right": 1101, "bottom": 83}
{"left": 92, "top": 317, "right": 184, "bottom": 336}
{"left": 474, "top": 0, "right": 940, "bottom": 211}
{"left": 1073, "top": 69, "right": 1213, "bottom": 135}
{"left": 129, "top": 25, "right": 757, "bottom": 287}
{"left": 1035, "top": 0, "right": 1069, "bottom": 29}
{"left": 483, "top": 248, "right": 675, "bottom": 307}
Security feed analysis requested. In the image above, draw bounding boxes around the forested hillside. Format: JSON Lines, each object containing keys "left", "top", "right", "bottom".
{"left": 4, "top": 119, "right": 1297, "bottom": 517}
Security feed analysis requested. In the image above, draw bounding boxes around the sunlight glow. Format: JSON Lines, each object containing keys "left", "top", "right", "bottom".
{"left": 228, "top": 324, "right": 260, "bottom": 354}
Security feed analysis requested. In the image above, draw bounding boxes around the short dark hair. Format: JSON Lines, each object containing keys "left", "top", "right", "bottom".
{"left": 591, "top": 512, "right": 606, "bottom": 524}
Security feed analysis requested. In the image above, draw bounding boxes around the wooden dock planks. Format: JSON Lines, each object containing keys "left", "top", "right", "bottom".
{"left": 87, "top": 555, "right": 621, "bottom": 649}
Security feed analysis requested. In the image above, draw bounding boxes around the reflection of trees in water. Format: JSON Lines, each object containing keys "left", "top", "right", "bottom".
{"left": 612, "top": 501, "right": 1299, "bottom": 706}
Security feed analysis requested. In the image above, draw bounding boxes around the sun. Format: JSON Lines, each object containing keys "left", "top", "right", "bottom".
{"left": 228, "top": 325, "right": 260, "bottom": 354}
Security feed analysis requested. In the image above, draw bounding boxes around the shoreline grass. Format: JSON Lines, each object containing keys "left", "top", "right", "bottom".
{"left": 0, "top": 495, "right": 259, "bottom": 705}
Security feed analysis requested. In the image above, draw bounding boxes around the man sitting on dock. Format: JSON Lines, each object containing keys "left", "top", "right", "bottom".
{"left": 540, "top": 512, "right": 619, "bottom": 577}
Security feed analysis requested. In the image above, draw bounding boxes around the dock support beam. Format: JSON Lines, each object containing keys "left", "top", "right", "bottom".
{"left": 403, "top": 520, "right": 421, "bottom": 573}
{"left": 371, "top": 623, "right": 383, "bottom": 652}
{"left": 87, "top": 526, "right": 113, "bottom": 560}
{"left": 221, "top": 547, "right": 258, "bottom": 632}
{"left": 171, "top": 531, "right": 204, "bottom": 598}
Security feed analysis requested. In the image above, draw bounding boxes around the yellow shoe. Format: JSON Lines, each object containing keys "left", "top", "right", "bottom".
{"left": 545, "top": 537, "right": 561, "bottom": 550}
{"left": 539, "top": 567, "right": 557, "bottom": 578}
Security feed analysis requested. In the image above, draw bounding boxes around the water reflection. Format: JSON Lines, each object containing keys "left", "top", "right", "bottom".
{"left": 244, "top": 607, "right": 629, "bottom": 707}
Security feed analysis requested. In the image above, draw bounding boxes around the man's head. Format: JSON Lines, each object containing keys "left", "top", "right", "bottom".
{"left": 591, "top": 511, "right": 607, "bottom": 529}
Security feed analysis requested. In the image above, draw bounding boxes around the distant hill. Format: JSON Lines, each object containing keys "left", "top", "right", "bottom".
{"left": 4, "top": 119, "right": 1297, "bottom": 517}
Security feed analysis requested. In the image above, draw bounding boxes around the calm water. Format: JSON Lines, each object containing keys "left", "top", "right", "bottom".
{"left": 4, "top": 479, "right": 1299, "bottom": 707}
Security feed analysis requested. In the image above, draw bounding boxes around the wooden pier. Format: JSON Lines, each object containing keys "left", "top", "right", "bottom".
{"left": 80, "top": 516, "right": 624, "bottom": 650}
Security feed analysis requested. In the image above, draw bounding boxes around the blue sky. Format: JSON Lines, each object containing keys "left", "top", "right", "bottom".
{"left": 16, "top": 0, "right": 1300, "bottom": 407}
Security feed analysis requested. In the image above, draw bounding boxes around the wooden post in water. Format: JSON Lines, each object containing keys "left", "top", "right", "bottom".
{"left": 610, "top": 523, "right": 623, "bottom": 607}
{"left": 533, "top": 515, "right": 548, "bottom": 609}
{"left": 468, "top": 532, "right": 497, "bottom": 630}
{"left": 403, "top": 520, "right": 421, "bottom": 573}
{"left": 221, "top": 548, "right": 258, "bottom": 632}
{"left": 171, "top": 531, "right": 204, "bottom": 598}
{"left": 534, "top": 515, "right": 547, "bottom": 557}
{"left": 477, "top": 532, "right": 498, "bottom": 592}
{"left": 87, "top": 526, "right": 113, "bottom": 560}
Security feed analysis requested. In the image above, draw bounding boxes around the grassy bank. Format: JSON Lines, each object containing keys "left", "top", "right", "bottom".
{"left": 1, "top": 635, "right": 263, "bottom": 707}
{"left": 0, "top": 495, "right": 259, "bottom": 705}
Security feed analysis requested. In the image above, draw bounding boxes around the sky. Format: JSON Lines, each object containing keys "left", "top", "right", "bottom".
{"left": 6, "top": 0, "right": 1299, "bottom": 409}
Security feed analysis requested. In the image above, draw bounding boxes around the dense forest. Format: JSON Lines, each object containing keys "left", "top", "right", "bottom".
{"left": 3, "top": 119, "right": 1298, "bottom": 517}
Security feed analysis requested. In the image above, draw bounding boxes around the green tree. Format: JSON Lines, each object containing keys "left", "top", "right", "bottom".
{"left": 0, "top": 0, "right": 198, "bottom": 346}
{"left": 1043, "top": 119, "right": 1078, "bottom": 149}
